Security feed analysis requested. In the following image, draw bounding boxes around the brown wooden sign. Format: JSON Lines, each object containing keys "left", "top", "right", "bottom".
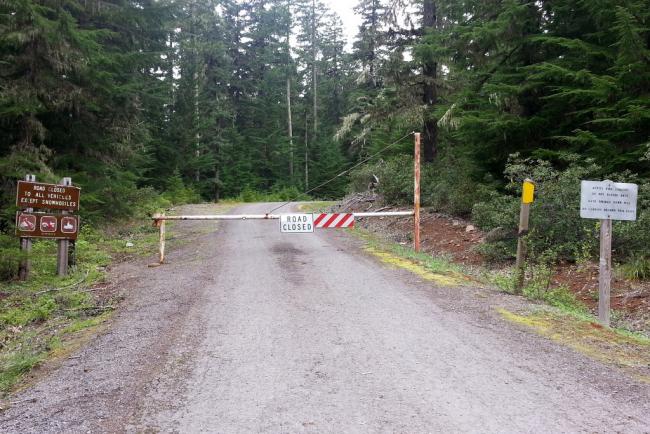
{"left": 16, "top": 212, "right": 79, "bottom": 240}
{"left": 16, "top": 181, "right": 80, "bottom": 211}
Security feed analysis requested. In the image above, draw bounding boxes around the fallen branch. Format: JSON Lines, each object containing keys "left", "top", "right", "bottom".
{"left": 35, "top": 271, "right": 90, "bottom": 295}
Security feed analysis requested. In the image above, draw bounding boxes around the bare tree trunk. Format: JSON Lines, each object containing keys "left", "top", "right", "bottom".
{"left": 304, "top": 110, "right": 309, "bottom": 190}
{"left": 194, "top": 71, "right": 201, "bottom": 181}
{"left": 192, "top": 1, "right": 201, "bottom": 182}
{"left": 370, "top": 0, "right": 377, "bottom": 86}
{"left": 422, "top": 0, "right": 438, "bottom": 162}
{"left": 286, "top": 1, "right": 294, "bottom": 178}
{"left": 287, "top": 77, "right": 294, "bottom": 178}
{"left": 311, "top": 0, "right": 318, "bottom": 136}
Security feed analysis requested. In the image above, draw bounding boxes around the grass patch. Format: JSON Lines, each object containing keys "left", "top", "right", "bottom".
{"left": 298, "top": 201, "right": 338, "bottom": 213}
{"left": 617, "top": 255, "right": 650, "bottom": 281}
{"left": 498, "top": 307, "right": 650, "bottom": 383}
{"left": 0, "top": 213, "right": 166, "bottom": 397}
{"left": 485, "top": 266, "right": 588, "bottom": 316}
{"left": 352, "top": 229, "right": 467, "bottom": 286}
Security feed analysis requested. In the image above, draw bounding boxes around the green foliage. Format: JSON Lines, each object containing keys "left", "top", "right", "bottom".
{"left": 349, "top": 150, "right": 496, "bottom": 216}
{"left": 0, "top": 235, "right": 25, "bottom": 281}
{"left": 0, "top": 351, "right": 43, "bottom": 393}
{"left": 473, "top": 154, "right": 650, "bottom": 265}
{"left": 471, "top": 193, "right": 519, "bottom": 232}
{"left": 618, "top": 255, "right": 650, "bottom": 281}
{"left": 162, "top": 171, "right": 201, "bottom": 206}
{"left": 238, "top": 185, "right": 310, "bottom": 203}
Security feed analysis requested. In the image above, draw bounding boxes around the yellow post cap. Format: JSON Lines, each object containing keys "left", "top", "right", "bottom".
{"left": 522, "top": 179, "right": 535, "bottom": 204}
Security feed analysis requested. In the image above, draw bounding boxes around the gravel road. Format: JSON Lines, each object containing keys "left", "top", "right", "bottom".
{"left": 1, "top": 203, "right": 649, "bottom": 433}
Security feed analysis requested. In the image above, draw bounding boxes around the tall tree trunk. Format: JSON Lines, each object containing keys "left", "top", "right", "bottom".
{"left": 422, "top": 0, "right": 438, "bottom": 162}
{"left": 287, "top": 77, "right": 294, "bottom": 178}
{"left": 311, "top": 0, "right": 318, "bottom": 137}
{"left": 304, "top": 109, "right": 309, "bottom": 190}
{"left": 370, "top": 0, "right": 377, "bottom": 86}
{"left": 286, "top": 0, "right": 294, "bottom": 178}
{"left": 192, "top": 1, "right": 201, "bottom": 182}
{"left": 194, "top": 70, "right": 201, "bottom": 181}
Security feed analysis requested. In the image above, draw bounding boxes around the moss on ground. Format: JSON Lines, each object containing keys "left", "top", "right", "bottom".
{"left": 498, "top": 308, "right": 650, "bottom": 383}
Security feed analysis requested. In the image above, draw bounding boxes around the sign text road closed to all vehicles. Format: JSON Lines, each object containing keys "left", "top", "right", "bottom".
{"left": 16, "top": 180, "right": 81, "bottom": 211}
{"left": 580, "top": 180, "right": 638, "bottom": 221}
{"left": 280, "top": 214, "right": 314, "bottom": 233}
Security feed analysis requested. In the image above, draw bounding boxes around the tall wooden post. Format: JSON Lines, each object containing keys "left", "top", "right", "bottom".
{"left": 57, "top": 177, "right": 72, "bottom": 276}
{"left": 515, "top": 179, "right": 535, "bottom": 292}
{"left": 18, "top": 174, "right": 36, "bottom": 281}
{"left": 599, "top": 219, "right": 612, "bottom": 326}
{"left": 414, "top": 132, "right": 421, "bottom": 252}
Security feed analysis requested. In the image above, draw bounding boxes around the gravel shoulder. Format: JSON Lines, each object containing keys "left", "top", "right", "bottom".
{"left": 1, "top": 202, "right": 649, "bottom": 433}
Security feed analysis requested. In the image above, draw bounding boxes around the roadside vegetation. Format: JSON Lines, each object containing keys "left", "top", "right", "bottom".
{"left": 0, "top": 188, "right": 197, "bottom": 397}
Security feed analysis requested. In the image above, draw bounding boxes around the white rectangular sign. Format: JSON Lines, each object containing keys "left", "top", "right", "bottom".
{"left": 280, "top": 214, "right": 314, "bottom": 233}
{"left": 580, "top": 180, "right": 638, "bottom": 221}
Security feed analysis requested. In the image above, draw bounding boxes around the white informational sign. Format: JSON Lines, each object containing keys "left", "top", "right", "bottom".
{"left": 580, "top": 180, "right": 638, "bottom": 221}
{"left": 280, "top": 214, "right": 314, "bottom": 233}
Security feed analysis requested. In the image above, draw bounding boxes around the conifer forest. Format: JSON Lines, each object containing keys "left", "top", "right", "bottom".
{"left": 1, "top": 0, "right": 649, "bottom": 259}
{"left": 2, "top": 1, "right": 650, "bottom": 423}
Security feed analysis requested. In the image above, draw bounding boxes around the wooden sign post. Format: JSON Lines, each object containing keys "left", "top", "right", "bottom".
{"left": 414, "top": 132, "right": 421, "bottom": 253}
{"left": 18, "top": 174, "right": 36, "bottom": 281}
{"left": 598, "top": 219, "right": 612, "bottom": 325}
{"left": 515, "top": 179, "right": 535, "bottom": 292}
{"left": 580, "top": 180, "right": 638, "bottom": 326}
{"left": 57, "top": 177, "right": 72, "bottom": 276}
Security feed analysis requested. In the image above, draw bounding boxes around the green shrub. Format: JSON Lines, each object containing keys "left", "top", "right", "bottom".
{"left": 473, "top": 154, "right": 650, "bottom": 265}
{"left": 163, "top": 170, "right": 202, "bottom": 205}
{"left": 239, "top": 185, "right": 259, "bottom": 202}
{"left": 0, "top": 234, "right": 28, "bottom": 281}
{"left": 471, "top": 192, "right": 519, "bottom": 231}
{"left": 618, "top": 255, "right": 650, "bottom": 281}
{"left": 612, "top": 180, "right": 650, "bottom": 260}
{"left": 272, "top": 185, "right": 310, "bottom": 202}
{"left": 474, "top": 240, "right": 516, "bottom": 262}
{"left": 473, "top": 154, "right": 601, "bottom": 262}
{"left": 237, "top": 185, "right": 310, "bottom": 203}
{"left": 349, "top": 152, "right": 495, "bottom": 215}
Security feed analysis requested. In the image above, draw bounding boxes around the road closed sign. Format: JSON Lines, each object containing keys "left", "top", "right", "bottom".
{"left": 580, "top": 180, "right": 638, "bottom": 221}
{"left": 280, "top": 214, "right": 314, "bottom": 233}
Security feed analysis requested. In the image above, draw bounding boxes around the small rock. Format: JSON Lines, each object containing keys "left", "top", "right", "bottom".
{"left": 452, "top": 220, "right": 460, "bottom": 226}
{"left": 125, "top": 242, "right": 134, "bottom": 247}
{"left": 465, "top": 225, "right": 476, "bottom": 233}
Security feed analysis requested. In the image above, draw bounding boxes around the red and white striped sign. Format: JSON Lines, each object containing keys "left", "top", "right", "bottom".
{"left": 313, "top": 213, "right": 355, "bottom": 229}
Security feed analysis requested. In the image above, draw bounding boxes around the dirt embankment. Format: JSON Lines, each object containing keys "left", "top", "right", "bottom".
{"left": 333, "top": 193, "right": 650, "bottom": 335}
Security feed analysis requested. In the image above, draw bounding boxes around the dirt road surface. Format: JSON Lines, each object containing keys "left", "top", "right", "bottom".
{"left": 1, "top": 203, "right": 649, "bottom": 433}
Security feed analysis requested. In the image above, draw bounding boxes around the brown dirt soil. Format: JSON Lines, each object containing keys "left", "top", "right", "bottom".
{"left": 334, "top": 194, "right": 650, "bottom": 335}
